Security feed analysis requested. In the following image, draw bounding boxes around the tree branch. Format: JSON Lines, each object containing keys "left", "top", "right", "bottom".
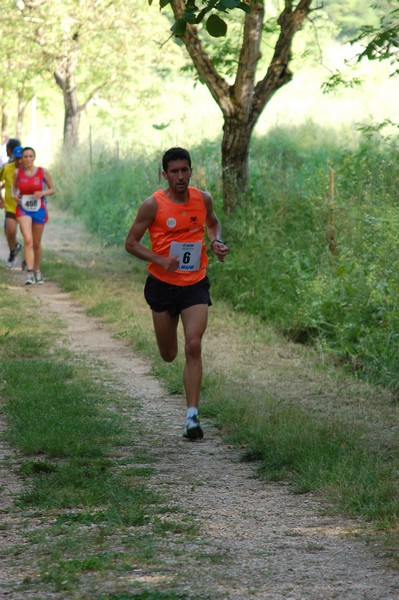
{"left": 232, "top": 2, "right": 264, "bottom": 119}
{"left": 171, "top": 0, "right": 233, "bottom": 115}
{"left": 251, "top": 0, "right": 312, "bottom": 127}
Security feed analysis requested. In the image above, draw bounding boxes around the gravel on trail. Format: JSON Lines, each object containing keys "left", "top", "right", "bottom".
{"left": 0, "top": 211, "right": 398, "bottom": 599}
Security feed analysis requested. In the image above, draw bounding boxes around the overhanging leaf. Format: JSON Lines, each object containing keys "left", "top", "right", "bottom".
{"left": 219, "top": 0, "right": 240, "bottom": 9}
{"left": 184, "top": 10, "right": 197, "bottom": 24}
{"left": 206, "top": 14, "right": 228, "bottom": 38}
{"left": 171, "top": 17, "right": 187, "bottom": 36}
{"left": 238, "top": 1, "right": 252, "bottom": 13}
{"left": 196, "top": 0, "right": 218, "bottom": 24}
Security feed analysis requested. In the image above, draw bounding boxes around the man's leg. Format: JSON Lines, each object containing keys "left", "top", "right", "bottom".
{"left": 5, "top": 216, "right": 18, "bottom": 251}
{"left": 180, "top": 304, "right": 208, "bottom": 409}
{"left": 151, "top": 310, "right": 179, "bottom": 362}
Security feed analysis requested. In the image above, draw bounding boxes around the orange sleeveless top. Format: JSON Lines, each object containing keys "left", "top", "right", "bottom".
{"left": 148, "top": 187, "right": 208, "bottom": 286}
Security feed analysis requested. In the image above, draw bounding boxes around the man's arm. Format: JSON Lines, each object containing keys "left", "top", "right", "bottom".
{"left": 0, "top": 168, "right": 4, "bottom": 208}
{"left": 125, "top": 196, "right": 180, "bottom": 272}
{"left": 202, "top": 191, "right": 229, "bottom": 262}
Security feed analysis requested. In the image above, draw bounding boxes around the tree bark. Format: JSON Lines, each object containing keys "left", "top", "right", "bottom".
{"left": 171, "top": 0, "right": 314, "bottom": 212}
{"left": 16, "top": 92, "right": 24, "bottom": 140}
{"left": 1, "top": 91, "right": 8, "bottom": 141}
{"left": 54, "top": 53, "right": 81, "bottom": 147}
{"left": 16, "top": 90, "right": 33, "bottom": 140}
{"left": 221, "top": 117, "right": 253, "bottom": 212}
{"left": 54, "top": 51, "right": 108, "bottom": 147}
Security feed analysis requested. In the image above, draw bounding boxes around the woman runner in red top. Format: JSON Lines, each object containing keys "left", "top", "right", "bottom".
{"left": 14, "top": 147, "right": 55, "bottom": 284}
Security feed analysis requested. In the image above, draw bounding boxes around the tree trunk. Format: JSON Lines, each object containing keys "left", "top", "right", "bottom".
{"left": 54, "top": 53, "right": 80, "bottom": 147}
{"left": 221, "top": 116, "right": 253, "bottom": 213}
{"left": 1, "top": 92, "right": 8, "bottom": 141}
{"left": 16, "top": 90, "right": 27, "bottom": 140}
{"left": 171, "top": 0, "right": 314, "bottom": 212}
{"left": 63, "top": 102, "right": 81, "bottom": 148}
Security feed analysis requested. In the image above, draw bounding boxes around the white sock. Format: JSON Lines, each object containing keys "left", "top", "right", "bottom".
{"left": 186, "top": 407, "right": 198, "bottom": 419}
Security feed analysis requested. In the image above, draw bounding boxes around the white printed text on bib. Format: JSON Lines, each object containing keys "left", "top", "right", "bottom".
{"left": 169, "top": 241, "right": 202, "bottom": 272}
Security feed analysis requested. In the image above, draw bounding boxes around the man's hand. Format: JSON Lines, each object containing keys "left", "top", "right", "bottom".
{"left": 162, "top": 254, "right": 180, "bottom": 272}
{"left": 211, "top": 240, "right": 229, "bottom": 262}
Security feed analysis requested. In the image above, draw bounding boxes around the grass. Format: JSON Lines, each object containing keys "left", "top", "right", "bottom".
{"left": 201, "top": 381, "right": 399, "bottom": 526}
{"left": 52, "top": 123, "right": 399, "bottom": 391}
{"left": 0, "top": 273, "right": 227, "bottom": 597}
{"left": 1, "top": 119, "right": 399, "bottom": 591}
{"left": 36, "top": 215, "right": 399, "bottom": 543}
{"left": 0, "top": 285, "right": 152, "bottom": 526}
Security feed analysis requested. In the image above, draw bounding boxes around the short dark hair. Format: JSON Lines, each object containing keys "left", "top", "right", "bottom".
{"left": 22, "top": 146, "right": 36, "bottom": 158}
{"left": 6, "top": 138, "right": 21, "bottom": 151}
{"left": 162, "top": 147, "right": 191, "bottom": 172}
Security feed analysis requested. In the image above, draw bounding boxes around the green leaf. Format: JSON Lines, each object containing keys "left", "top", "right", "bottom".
{"left": 171, "top": 18, "right": 187, "bottom": 36}
{"left": 184, "top": 10, "right": 197, "bottom": 24}
{"left": 238, "top": 1, "right": 252, "bottom": 13}
{"left": 159, "top": 0, "right": 170, "bottom": 8}
{"left": 196, "top": 0, "right": 218, "bottom": 24}
{"left": 206, "top": 14, "right": 228, "bottom": 38}
{"left": 217, "top": 0, "right": 252, "bottom": 10}
{"left": 219, "top": 0, "right": 240, "bottom": 9}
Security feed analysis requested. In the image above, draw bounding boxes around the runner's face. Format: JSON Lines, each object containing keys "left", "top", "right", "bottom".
{"left": 22, "top": 150, "right": 35, "bottom": 169}
{"left": 163, "top": 159, "right": 192, "bottom": 195}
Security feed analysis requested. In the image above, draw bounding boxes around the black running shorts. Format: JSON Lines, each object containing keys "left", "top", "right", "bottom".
{"left": 144, "top": 274, "right": 212, "bottom": 317}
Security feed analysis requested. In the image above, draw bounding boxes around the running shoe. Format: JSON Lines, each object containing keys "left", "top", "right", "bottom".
{"left": 6, "top": 243, "right": 22, "bottom": 268}
{"left": 25, "top": 272, "right": 36, "bottom": 285}
{"left": 6, "top": 251, "right": 15, "bottom": 268}
{"left": 183, "top": 415, "right": 204, "bottom": 440}
{"left": 35, "top": 270, "right": 44, "bottom": 284}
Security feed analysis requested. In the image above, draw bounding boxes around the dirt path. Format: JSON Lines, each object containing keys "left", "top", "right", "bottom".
{"left": 1, "top": 212, "right": 398, "bottom": 599}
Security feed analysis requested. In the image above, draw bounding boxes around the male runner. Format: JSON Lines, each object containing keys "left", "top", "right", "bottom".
{"left": 0, "top": 141, "right": 23, "bottom": 266}
{"left": 125, "top": 147, "right": 229, "bottom": 439}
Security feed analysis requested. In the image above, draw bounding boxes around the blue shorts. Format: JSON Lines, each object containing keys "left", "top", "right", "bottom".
{"left": 144, "top": 275, "right": 212, "bottom": 317}
{"left": 16, "top": 204, "right": 48, "bottom": 224}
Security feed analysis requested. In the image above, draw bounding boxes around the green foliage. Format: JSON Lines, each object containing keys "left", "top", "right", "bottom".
{"left": 322, "top": 0, "right": 382, "bottom": 40}
{"left": 155, "top": 0, "right": 251, "bottom": 38}
{"left": 321, "top": 71, "right": 363, "bottom": 94}
{"left": 52, "top": 146, "right": 159, "bottom": 246}
{"left": 209, "top": 122, "right": 399, "bottom": 391}
{"left": 354, "top": 0, "right": 399, "bottom": 76}
{"left": 53, "top": 121, "right": 399, "bottom": 392}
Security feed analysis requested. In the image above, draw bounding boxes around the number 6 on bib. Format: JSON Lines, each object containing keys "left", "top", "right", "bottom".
{"left": 170, "top": 241, "right": 202, "bottom": 271}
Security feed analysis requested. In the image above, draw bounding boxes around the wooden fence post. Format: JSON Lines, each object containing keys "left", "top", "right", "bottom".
{"left": 328, "top": 167, "right": 335, "bottom": 256}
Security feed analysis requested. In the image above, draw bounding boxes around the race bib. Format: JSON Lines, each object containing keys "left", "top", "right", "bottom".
{"left": 170, "top": 241, "right": 202, "bottom": 272}
{"left": 21, "top": 195, "right": 41, "bottom": 212}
